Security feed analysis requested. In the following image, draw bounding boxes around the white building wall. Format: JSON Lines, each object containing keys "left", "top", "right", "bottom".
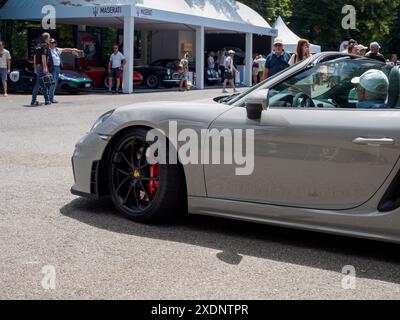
{"left": 178, "top": 30, "right": 196, "bottom": 59}
{"left": 151, "top": 30, "right": 179, "bottom": 61}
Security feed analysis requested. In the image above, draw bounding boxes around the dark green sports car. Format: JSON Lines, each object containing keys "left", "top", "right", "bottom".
{"left": 7, "top": 60, "right": 93, "bottom": 94}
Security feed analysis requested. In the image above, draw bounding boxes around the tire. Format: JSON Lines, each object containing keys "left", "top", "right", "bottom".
{"left": 108, "top": 128, "right": 186, "bottom": 223}
{"left": 146, "top": 74, "right": 160, "bottom": 89}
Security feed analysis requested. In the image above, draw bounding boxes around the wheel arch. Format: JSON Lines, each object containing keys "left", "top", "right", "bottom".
{"left": 96, "top": 125, "right": 189, "bottom": 206}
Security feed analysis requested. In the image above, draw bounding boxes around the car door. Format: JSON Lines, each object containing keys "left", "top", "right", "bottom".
{"left": 204, "top": 57, "right": 400, "bottom": 210}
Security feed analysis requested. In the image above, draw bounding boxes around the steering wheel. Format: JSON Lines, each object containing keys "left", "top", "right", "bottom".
{"left": 292, "top": 92, "right": 316, "bottom": 108}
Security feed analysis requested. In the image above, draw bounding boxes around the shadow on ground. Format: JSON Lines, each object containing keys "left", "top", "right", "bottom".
{"left": 61, "top": 198, "right": 400, "bottom": 284}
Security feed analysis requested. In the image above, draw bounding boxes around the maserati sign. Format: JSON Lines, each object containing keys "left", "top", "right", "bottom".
{"left": 92, "top": 6, "right": 122, "bottom": 17}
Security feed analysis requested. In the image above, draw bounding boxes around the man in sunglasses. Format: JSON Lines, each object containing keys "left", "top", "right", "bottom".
{"left": 262, "top": 38, "right": 290, "bottom": 80}
{"left": 0, "top": 41, "right": 11, "bottom": 97}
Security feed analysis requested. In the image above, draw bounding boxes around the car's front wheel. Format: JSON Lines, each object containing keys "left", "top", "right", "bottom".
{"left": 108, "top": 128, "right": 186, "bottom": 223}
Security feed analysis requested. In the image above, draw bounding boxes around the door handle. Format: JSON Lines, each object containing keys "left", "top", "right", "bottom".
{"left": 352, "top": 137, "right": 395, "bottom": 146}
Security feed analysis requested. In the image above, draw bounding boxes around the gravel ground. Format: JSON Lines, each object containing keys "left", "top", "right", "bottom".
{"left": 1, "top": 90, "right": 400, "bottom": 300}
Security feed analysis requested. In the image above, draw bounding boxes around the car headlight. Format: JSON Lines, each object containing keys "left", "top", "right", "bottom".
{"left": 91, "top": 110, "right": 115, "bottom": 132}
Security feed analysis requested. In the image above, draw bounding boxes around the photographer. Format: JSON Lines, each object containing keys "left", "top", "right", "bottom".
{"left": 30, "top": 32, "right": 53, "bottom": 106}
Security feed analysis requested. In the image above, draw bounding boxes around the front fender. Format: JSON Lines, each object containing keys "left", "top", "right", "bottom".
{"left": 93, "top": 101, "right": 233, "bottom": 198}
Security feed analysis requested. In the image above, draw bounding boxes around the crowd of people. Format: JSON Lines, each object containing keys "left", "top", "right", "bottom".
{"left": 342, "top": 39, "right": 387, "bottom": 63}
{"left": 203, "top": 49, "right": 239, "bottom": 94}
{"left": 1, "top": 31, "right": 399, "bottom": 102}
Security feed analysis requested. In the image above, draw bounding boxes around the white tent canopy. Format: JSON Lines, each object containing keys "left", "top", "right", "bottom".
{"left": 0, "top": 0, "right": 278, "bottom": 93}
{"left": 272, "top": 16, "right": 321, "bottom": 54}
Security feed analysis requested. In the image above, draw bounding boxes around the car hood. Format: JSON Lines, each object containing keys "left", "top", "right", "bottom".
{"left": 61, "top": 71, "right": 92, "bottom": 81}
{"left": 94, "top": 100, "right": 234, "bottom": 135}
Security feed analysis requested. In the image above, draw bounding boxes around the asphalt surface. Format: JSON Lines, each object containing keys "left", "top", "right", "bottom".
{"left": 1, "top": 90, "right": 400, "bottom": 300}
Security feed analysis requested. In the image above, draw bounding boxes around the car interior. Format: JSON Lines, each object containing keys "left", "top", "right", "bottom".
{"left": 267, "top": 57, "right": 400, "bottom": 109}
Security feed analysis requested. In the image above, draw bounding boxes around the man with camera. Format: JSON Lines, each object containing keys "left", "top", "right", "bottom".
{"left": 30, "top": 32, "right": 53, "bottom": 106}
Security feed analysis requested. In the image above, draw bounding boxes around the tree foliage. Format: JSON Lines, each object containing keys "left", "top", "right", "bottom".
{"left": 241, "top": 0, "right": 400, "bottom": 55}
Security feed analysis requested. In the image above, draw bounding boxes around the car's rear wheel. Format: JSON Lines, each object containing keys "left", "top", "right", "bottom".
{"left": 108, "top": 128, "right": 186, "bottom": 223}
{"left": 146, "top": 74, "right": 160, "bottom": 89}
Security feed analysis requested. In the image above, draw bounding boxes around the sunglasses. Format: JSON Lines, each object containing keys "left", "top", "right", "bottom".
{"left": 274, "top": 44, "right": 283, "bottom": 47}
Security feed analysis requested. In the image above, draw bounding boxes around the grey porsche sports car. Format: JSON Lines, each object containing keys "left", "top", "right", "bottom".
{"left": 71, "top": 52, "right": 400, "bottom": 243}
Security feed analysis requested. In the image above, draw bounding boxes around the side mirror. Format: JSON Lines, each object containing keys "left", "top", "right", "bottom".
{"left": 245, "top": 89, "right": 269, "bottom": 120}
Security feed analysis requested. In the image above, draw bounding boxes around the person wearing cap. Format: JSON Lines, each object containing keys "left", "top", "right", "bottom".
{"left": 222, "top": 50, "right": 238, "bottom": 94}
{"left": 356, "top": 44, "right": 368, "bottom": 56}
{"left": 365, "top": 42, "right": 386, "bottom": 63}
{"left": 49, "top": 39, "right": 82, "bottom": 103}
{"left": 262, "top": 38, "right": 290, "bottom": 80}
{"left": 351, "top": 69, "right": 389, "bottom": 109}
{"left": 342, "top": 39, "right": 357, "bottom": 54}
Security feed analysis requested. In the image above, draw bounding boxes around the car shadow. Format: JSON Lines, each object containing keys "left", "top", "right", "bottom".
{"left": 60, "top": 198, "right": 400, "bottom": 284}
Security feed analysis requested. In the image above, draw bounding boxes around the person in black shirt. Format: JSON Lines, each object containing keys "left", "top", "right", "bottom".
{"left": 365, "top": 42, "right": 386, "bottom": 63}
{"left": 30, "top": 32, "right": 52, "bottom": 106}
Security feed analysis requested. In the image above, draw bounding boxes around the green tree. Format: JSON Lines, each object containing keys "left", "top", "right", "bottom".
{"left": 240, "top": 0, "right": 293, "bottom": 23}
{"left": 241, "top": 0, "right": 400, "bottom": 55}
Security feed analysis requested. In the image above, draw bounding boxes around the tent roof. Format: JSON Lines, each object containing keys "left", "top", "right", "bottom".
{"left": 272, "top": 16, "right": 321, "bottom": 53}
{"left": 0, "top": 0, "right": 276, "bottom": 35}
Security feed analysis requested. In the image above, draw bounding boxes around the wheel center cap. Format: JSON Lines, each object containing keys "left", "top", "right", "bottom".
{"left": 132, "top": 169, "right": 141, "bottom": 178}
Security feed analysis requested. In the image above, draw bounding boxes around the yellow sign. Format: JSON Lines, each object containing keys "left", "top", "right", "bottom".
{"left": 182, "top": 43, "right": 193, "bottom": 52}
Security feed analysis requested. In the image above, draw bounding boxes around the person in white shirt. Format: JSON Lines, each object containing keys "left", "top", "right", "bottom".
{"left": 207, "top": 52, "right": 215, "bottom": 70}
{"left": 255, "top": 55, "right": 267, "bottom": 82}
{"left": 0, "top": 41, "right": 11, "bottom": 97}
{"left": 222, "top": 50, "right": 238, "bottom": 94}
{"left": 49, "top": 39, "right": 81, "bottom": 103}
{"left": 341, "top": 39, "right": 357, "bottom": 54}
{"left": 108, "top": 45, "right": 126, "bottom": 94}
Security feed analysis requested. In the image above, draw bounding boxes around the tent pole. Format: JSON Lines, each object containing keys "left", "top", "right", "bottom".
{"left": 245, "top": 33, "right": 253, "bottom": 87}
{"left": 123, "top": 14, "right": 134, "bottom": 94}
{"left": 195, "top": 25, "right": 205, "bottom": 90}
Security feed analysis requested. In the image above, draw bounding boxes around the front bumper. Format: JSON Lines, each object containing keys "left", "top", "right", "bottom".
{"left": 71, "top": 132, "right": 110, "bottom": 199}
{"left": 61, "top": 80, "right": 93, "bottom": 90}
{"left": 162, "top": 79, "right": 180, "bottom": 85}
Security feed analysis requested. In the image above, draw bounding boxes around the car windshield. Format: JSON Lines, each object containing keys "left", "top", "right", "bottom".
{"left": 227, "top": 57, "right": 312, "bottom": 105}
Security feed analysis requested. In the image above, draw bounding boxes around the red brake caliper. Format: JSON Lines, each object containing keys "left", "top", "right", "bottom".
{"left": 148, "top": 164, "right": 159, "bottom": 198}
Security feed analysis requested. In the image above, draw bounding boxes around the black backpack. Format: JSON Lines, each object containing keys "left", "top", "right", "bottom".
{"left": 34, "top": 43, "right": 53, "bottom": 72}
